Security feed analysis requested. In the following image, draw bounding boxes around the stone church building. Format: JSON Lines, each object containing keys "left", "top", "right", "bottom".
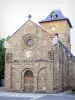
{"left": 5, "top": 9, "right": 75, "bottom": 93}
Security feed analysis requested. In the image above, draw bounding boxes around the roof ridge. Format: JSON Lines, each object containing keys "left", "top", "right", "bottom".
{"left": 58, "top": 40, "right": 73, "bottom": 56}
{"left": 7, "top": 19, "right": 30, "bottom": 41}
{"left": 30, "top": 20, "right": 52, "bottom": 37}
{"left": 39, "top": 9, "right": 72, "bottom": 28}
{"left": 7, "top": 19, "right": 52, "bottom": 41}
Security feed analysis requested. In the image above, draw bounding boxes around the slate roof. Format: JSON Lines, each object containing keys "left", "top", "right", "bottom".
{"left": 58, "top": 40, "right": 73, "bottom": 57}
{"left": 58, "top": 40, "right": 75, "bottom": 62}
{"left": 60, "top": 41, "right": 75, "bottom": 62}
{"left": 72, "top": 56, "right": 75, "bottom": 61}
{"left": 39, "top": 9, "right": 72, "bottom": 28}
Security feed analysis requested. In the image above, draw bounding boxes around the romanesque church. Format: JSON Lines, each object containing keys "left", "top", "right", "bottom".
{"left": 5, "top": 9, "right": 75, "bottom": 93}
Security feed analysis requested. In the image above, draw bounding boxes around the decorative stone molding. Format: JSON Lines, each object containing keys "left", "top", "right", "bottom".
{"left": 22, "top": 34, "right": 38, "bottom": 50}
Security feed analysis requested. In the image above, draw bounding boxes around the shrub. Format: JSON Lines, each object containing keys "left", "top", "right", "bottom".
{"left": 72, "top": 88, "right": 75, "bottom": 93}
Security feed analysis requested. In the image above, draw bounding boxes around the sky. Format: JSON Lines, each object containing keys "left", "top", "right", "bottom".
{"left": 0, "top": 0, "right": 75, "bottom": 55}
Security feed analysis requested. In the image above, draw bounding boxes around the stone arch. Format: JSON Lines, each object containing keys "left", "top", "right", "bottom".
{"left": 21, "top": 69, "right": 34, "bottom": 92}
{"left": 37, "top": 67, "right": 47, "bottom": 91}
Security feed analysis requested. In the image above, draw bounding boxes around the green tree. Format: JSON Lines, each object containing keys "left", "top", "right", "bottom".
{"left": 0, "top": 38, "right": 5, "bottom": 79}
{"left": 6, "top": 36, "right": 10, "bottom": 41}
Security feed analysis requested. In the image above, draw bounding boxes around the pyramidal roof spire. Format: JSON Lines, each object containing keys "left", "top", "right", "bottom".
{"left": 39, "top": 9, "right": 72, "bottom": 28}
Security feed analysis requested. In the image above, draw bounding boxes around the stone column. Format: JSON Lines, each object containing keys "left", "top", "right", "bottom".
{"left": 53, "top": 44, "right": 60, "bottom": 91}
{"left": 33, "top": 75, "right": 37, "bottom": 92}
{"left": 5, "top": 63, "right": 12, "bottom": 90}
{"left": 46, "top": 62, "right": 54, "bottom": 92}
{"left": 5, "top": 48, "right": 12, "bottom": 90}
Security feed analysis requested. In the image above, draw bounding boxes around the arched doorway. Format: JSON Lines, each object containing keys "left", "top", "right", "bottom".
{"left": 24, "top": 70, "right": 34, "bottom": 92}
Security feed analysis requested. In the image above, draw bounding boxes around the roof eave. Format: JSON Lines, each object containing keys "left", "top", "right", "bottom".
{"left": 39, "top": 19, "right": 72, "bottom": 28}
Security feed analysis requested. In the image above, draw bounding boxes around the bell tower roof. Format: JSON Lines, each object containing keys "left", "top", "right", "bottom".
{"left": 39, "top": 9, "right": 72, "bottom": 28}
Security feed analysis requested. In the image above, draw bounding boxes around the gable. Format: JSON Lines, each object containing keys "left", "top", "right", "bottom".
{"left": 7, "top": 20, "right": 52, "bottom": 49}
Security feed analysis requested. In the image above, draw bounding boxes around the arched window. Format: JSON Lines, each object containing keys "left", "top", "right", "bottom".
{"left": 51, "top": 12, "right": 58, "bottom": 19}
{"left": 24, "top": 70, "right": 33, "bottom": 77}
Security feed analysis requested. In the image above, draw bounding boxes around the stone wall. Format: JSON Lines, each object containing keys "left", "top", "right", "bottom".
{"left": 5, "top": 60, "right": 53, "bottom": 92}
{"left": 52, "top": 41, "right": 69, "bottom": 91}
{"left": 69, "top": 60, "right": 75, "bottom": 87}
{"left": 40, "top": 20, "right": 71, "bottom": 50}
{"left": 5, "top": 19, "right": 74, "bottom": 93}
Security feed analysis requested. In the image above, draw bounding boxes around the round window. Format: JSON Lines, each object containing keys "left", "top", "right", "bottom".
{"left": 26, "top": 39, "right": 34, "bottom": 47}
{"left": 23, "top": 34, "right": 38, "bottom": 50}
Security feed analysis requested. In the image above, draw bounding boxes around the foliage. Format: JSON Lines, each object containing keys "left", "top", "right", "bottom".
{"left": 0, "top": 38, "right": 5, "bottom": 79}
{"left": 6, "top": 36, "right": 10, "bottom": 41}
{"left": 72, "top": 88, "right": 75, "bottom": 91}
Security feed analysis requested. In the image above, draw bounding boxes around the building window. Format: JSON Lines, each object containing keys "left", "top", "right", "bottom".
{"left": 51, "top": 12, "right": 58, "bottom": 19}
{"left": 23, "top": 34, "right": 38, "bottom": 50}
{"left": 26, "top": 39, "right": 34, "bottom": 47}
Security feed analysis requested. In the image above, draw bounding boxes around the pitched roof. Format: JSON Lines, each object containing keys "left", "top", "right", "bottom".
{"left": 59, "top": 40, "right": 75, "bottom": 62}
{"left": 58, "top": 40, "right": 73, "bottom": 57}
{"left": 39, "top": 9, "right": 72, "bottom": 28}
{"left": 71, "top": 56, "right": 75, "bottom": 62}
{"left": 7, "top": 19, "right": 52, "bottom": 42}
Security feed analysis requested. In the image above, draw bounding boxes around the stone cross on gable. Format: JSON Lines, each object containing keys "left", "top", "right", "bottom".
{"left": 28, "top": 14, "right": 32, "bottom": 19}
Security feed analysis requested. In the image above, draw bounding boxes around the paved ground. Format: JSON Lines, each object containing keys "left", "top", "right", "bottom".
{"left": 0, "top": 97, "right": 31, "bottom": 100}
{"left": 36, "top": 95, "right": 75, "bottom": 100}
{"left": 0, "top": 90, "right": 74, "bottom": 100}
{"left": 0, "top": 94, "right": 75, "bottom": 100}
{"left": 0, "top": 92, "right": 47, "bottom": 100}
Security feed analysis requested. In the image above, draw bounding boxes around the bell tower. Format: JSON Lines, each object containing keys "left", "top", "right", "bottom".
{"left": 39, "top": 9, "right": 72, "bottom": 50}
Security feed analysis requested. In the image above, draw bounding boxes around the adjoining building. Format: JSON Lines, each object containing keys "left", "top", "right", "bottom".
{"left": 4, "top": 9, "right": 75, "bottom": 93}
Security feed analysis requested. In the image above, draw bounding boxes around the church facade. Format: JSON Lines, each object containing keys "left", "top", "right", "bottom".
{"left": 5, "top": 9, "right": 75, "bottom": 93}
